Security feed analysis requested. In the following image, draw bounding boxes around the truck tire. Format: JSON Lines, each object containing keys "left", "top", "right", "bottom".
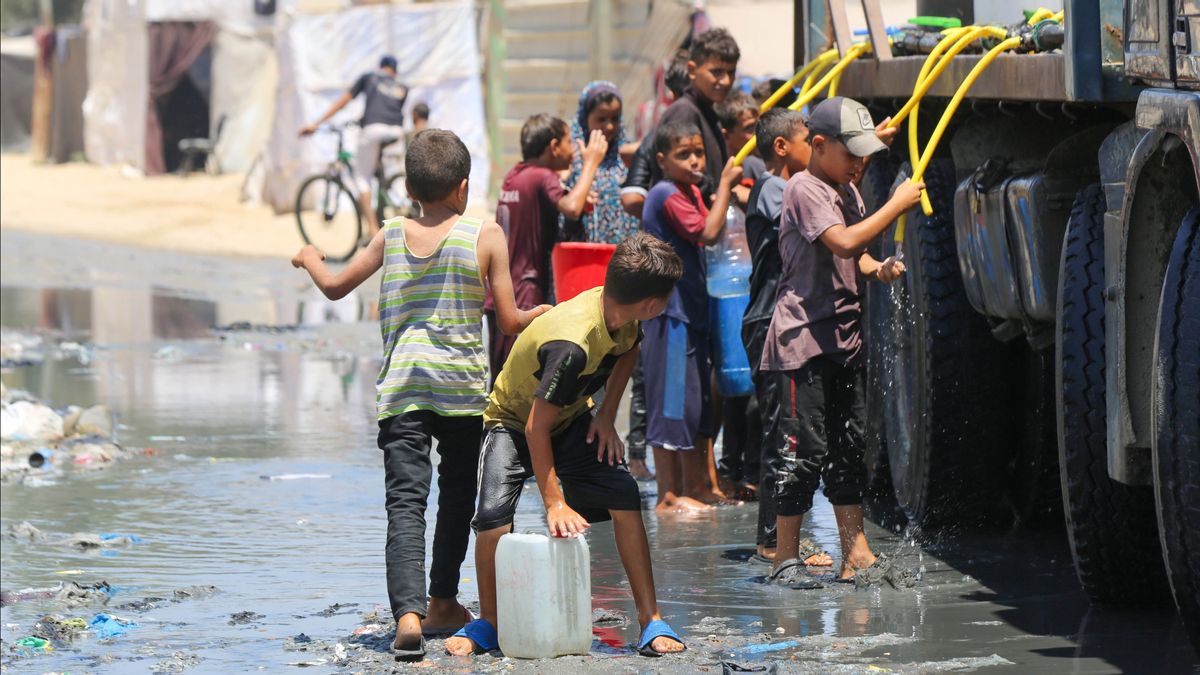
{"left": 1056, "top": 184, "right": 1168, "bottom": 605}
{"left": 1152, "top": 205, "right": 1200, "bottom": 645}
{"left": 860, "top": 156, "right": 906, "bottom": 530}
{"left": 884, "top": 159, "right": 1013, "bottom": 529}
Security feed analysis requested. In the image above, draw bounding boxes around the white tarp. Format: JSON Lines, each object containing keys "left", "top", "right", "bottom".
{"left": 263, "top": 1, "right": 489, "bottom": 211}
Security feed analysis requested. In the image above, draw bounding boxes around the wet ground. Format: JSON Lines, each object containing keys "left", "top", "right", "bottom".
{"left": 1, "top": 230, "right": 1196, "bottom": 674}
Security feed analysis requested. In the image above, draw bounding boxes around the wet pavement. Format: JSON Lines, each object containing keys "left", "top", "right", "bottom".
{"left": 1, "top": 230, "right": 1197, "bottom": 674}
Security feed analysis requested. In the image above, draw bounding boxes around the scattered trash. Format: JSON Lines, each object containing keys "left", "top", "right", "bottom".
{"left": 100, "top": 533, "right": 145, "bottom": 544}
{"left": 173, "top": 585, "right": 218, "bottom": 601}
{"left": 52, "top": 569, "right": 85, "bottom": 575}
{"left": 228, "top": 611, "right": 265, "bottom": 625}
{"left": 592, "top": 608, "right": 629, "bottom": 627}
{"left": 149, "top": 650, "right": 202, "bottom": 673}
{"left": 1, "top": 392, "right": 135, "bottom": 485}
{"left": 260, "top": 473, "right": 332, "bottom": 481}
{"left": 33, "top": 615, "right": 89, "bottom": 643}
{"left": 314, "top": 602, "right": 358, "bottom": 617}
{"left": 287, "top": 659, "right": 328, "bottom": 667}
{"left": 89, "top": 613, "right": 139, "bottom": 639}
{"left": 14, "top": 636, "right": 52, "bottom": 651}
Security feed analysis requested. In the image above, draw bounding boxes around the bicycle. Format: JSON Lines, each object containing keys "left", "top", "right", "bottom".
{"left": 294, "top": 122, "right": 420, "bottom": 262}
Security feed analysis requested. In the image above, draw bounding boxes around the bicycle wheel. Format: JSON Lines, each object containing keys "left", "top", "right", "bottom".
{"left": 295, "top": 174, "right": 362, "bottom": 262}
{"left": 378, "top": 172, "right": 421, "bottom": 224}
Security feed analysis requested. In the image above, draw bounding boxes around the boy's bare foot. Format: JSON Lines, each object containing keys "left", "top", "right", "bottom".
{"left": 444, "top": 635, "right": 475, "bottom": 656}
{"left": 756, "top": 545, "right": 777, "bottom": 562}
{"left": 394, "top": 612, "right": 423, "bottom": 651}
{"left": 648, "top": 635, "right": 685, "bottom": 654}
{"left": 424, "top": 597, "right": 470, "bottom": 634}
{"left": 806, "top": 552, "right": 834, "bottom": 567}
{"left": 694, "top": 490, "right": 742, "bottom": 506}
{"left": 629, "top": 458, "right": 655, "bottom": 481}
{"left": 839, "top": 551, "right": 877, "bottom": 580}
{"left": 655, "top": 494, "right": 714, "bottom": 512}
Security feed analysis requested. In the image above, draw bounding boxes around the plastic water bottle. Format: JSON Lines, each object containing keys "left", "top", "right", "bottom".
{"left": 495, "top": 533, "right": 592, "bottom": 658}
{"left": 708, "top": 206, "right": 755, "bottom": 395}
{"left": 706, "top": 206, "right": 753, "bottom": 298}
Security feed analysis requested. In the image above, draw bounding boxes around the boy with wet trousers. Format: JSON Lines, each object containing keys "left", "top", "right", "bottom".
{"left": 759, "top": 97, "right": 922, "bottom": 587}
{"left": 743, "top": 108, "right": 830, "bottom": 567}
{"left": 641, "top": 121, "right": 743, "bottom": 512}
{"left": 486, "top": 114, "right": 608, "bottom": 378}
{"left": 292, "top": 130, "right": 548, "bottom": 659}
{"left": 446, "top": 234, "right": 688, "bottom": 657}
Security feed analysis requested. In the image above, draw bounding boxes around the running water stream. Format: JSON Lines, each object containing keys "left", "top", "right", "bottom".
{"left": 1, "top": 231, "right": 1195, "bottom": 673}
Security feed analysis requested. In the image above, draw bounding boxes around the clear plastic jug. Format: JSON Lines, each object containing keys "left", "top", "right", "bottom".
{"left": 495, "top": 532, "right": 592, "bottom": 658}
{"left": 706, "top": 205, "right": 753, "bottom": 298}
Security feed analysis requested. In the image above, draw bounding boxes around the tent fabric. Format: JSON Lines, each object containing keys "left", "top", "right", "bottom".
{"left": 210, "top": 29, "right": 276, "bottom": 173}
{"left": 0, "top": 41, "right": 35, "bottom": 152}
{"left": 49, "top": 29, "right": 88, "bottom": 163}
{"left": 263, "top": 1, "right": 490, "bottom": 212}
{"left": 83, "top": 0, "right": 276, "bottom": 173}
{"left": 145, "top": 21, "right": 216, "bottom": 175}
{"left": 83, "top": 0, "right": 148, "bottom": 170}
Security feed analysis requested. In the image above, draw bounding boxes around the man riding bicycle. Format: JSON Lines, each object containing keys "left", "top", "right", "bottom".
{"left": 300, "top": 55, "right": 409, "bottom": 236}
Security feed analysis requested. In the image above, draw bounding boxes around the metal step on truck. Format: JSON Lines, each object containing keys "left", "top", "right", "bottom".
{"left": 785, "top": 0, "right": 1199, "bottom": 644}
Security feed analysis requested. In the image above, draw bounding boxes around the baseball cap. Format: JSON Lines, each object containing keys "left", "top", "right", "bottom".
{"left": 379, "top": 55, "right": 398, "bottom": 70}
{"left": 806, "top": 96, "right": 887, "bottom": 157}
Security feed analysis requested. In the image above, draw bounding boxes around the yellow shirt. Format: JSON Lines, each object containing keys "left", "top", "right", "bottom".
{"left": 485, "top": 287, "right": 641, "bottom": 435}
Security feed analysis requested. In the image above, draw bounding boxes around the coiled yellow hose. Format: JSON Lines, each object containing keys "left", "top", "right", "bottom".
{"left": 894, "top": 35, "right": 1022, "bottom": 242}
{"left": 734, "top": 42, "right": 871, "bottom": 166}
{"left": 757, "top": 48, "right": 838, "bottom": 113}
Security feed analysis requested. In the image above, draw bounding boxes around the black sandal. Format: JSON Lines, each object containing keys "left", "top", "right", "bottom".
{"left": 767, "top": 558, "right": 824, "bottom": 589}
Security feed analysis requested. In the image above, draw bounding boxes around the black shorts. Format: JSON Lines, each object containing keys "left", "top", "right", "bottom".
{"left": 472, "top": 412, "right": 642, "bottom": 532}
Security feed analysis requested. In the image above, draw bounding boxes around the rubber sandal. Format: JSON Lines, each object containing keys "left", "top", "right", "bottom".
{"left": 767, "top": 558, "right": 824, "bottom": 589}
{"left": 391, "top": 634, "right": 426, "bottom": 661}
{"left": 422, "top": 606, "right": 474, "bottom": 637}
{"left": 636, "top": 619, "right": 686, "bottom": 657}
{"left": 449, "top": 618, "right": 498, "bottom": 654}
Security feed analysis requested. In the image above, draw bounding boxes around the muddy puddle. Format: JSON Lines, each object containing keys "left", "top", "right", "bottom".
{"left": 1, "top": 231, "right": 1196, "bottom": 673}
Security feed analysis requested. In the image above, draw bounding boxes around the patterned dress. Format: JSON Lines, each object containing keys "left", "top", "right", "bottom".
{"left": 563, "top": 81, "right": 642, "bottom": 245}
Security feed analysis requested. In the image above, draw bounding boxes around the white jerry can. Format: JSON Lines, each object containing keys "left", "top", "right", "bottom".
{"left": 495, "top": 532, "right": 592, "bottom": 658}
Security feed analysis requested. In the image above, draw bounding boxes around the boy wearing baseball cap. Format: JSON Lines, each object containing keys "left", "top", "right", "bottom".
{"left": 759, "top": 96, "right": 923, "bottom": 587}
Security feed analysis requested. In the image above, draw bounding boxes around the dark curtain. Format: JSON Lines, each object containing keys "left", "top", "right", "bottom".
{"left": 145, "top": 21, "right": 215, "bottom": 176}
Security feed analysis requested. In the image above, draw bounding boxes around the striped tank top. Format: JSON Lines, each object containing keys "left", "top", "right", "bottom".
{"left": 376, "top": 216, "right": 489, "bottom": 419}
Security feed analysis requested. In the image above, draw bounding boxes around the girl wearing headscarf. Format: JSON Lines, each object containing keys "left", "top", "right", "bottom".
{"left": 562, "top": 81, "right": 641, "bottom": 244}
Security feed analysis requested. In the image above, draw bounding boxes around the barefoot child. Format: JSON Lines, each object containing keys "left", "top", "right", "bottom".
{"left": 640, "top": 121, "right": 743, "bottom": 512}
{"left": 292, "top": 129, "right": 548, "bottom": 659}
{"left": 446, "top": 233, "right": 687, "bottom": 657}
{"left": 759, "top": 97, "right": 921, "bottom": 588}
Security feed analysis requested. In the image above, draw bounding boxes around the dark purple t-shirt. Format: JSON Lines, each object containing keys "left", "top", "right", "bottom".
{"left": 495, "top": 163, "right": 566, "bottom": 308}
{"left": 761, "top": 170, "right": 866, "bottom": 372}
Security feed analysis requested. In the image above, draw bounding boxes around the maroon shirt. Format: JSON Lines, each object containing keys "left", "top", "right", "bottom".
{"left": 495, "top": 163, "right": 566, "bottom": 309}
{"left": 488, "top": 162, "right": 566, "bottom": 378}
{"left": 760, "top": 170, "right": 866, "bottom": 372}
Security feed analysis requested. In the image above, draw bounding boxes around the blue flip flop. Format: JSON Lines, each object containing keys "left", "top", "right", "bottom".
{"left": 449, "top": 618, "right": 498, "bottom": 654}
{"left": 636, "top": 619, "right": 686, "bottom": 657}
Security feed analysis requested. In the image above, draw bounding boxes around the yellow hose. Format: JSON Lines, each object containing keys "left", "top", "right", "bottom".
{"left": 757, "top": 48, "right": 838, "bottom": 113}
{"left": 897, "top": 26, "right": 1007, "bottom": 214}
{"left": 734, "top": 43, "right": 870, "bottom": 166}
{"left": 1027, "top": 7, "right": 1053, "bottom": 24}
{"left": 895, "top": 36, "right": 1021, "bottom": 242}
{"left": 799, "top": 50, "right": 839, "bottom": 98}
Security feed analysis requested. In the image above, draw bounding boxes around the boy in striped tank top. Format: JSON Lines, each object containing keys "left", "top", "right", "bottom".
{"left": 292, "top": 129, "right": 548, "bottom": 660}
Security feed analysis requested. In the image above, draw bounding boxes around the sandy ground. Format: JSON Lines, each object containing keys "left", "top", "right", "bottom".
{"left": 0, "top": 154, "right": 493, "bottom": 260}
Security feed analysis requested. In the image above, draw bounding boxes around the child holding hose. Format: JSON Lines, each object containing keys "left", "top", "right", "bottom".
{"left": 759, "top": 97, "right": 922, "bottom": 587}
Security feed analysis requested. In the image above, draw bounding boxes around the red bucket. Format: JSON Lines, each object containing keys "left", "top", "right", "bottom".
{"left": 552, "top": 242, "right": 616, "bottom": 302}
